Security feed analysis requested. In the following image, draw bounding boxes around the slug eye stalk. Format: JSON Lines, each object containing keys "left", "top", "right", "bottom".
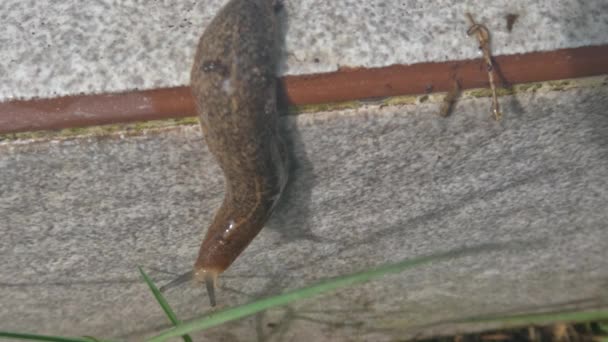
{"left": 159, "top": 271, "right": 193, "bottom": 293}
{"left": 204, "top": 273, "right": 217, "bottom": 307}
{"left": 194, "top": 268, "right": 219, "bottom": 307}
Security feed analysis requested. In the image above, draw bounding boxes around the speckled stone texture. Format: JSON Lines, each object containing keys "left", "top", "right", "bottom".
{"left": 1, "top": 84, "right": 607, "bottom": 340}
{"left": 1, "top": 0, "right": 607, "bottom": 101}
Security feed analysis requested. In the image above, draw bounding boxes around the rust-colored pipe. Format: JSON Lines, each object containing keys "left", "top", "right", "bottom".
{"left": 1, "top": 45, "right": 607, "bottom": 135}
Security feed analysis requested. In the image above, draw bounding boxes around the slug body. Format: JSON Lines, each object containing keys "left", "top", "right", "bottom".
{"left": 190, "top": 0, "right": 287, "bottom": 305}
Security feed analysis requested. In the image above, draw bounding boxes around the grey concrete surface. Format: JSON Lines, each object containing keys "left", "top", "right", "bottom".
{"left": 1, "top": 0, "right": 607, "bottom": 101}
{"left": 1, "top": 82, "right": 608, "bottom": 340}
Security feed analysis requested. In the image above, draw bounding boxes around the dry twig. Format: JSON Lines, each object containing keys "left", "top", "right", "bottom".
{"left": 466, "top": 13, "right": 503, "bottom": 120}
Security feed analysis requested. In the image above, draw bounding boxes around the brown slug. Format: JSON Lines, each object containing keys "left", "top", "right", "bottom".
{"left": 185, "top": 0, "right": 287, "bottom": 306}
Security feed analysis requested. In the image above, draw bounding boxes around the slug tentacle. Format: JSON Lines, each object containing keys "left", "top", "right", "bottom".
{"left": 202, "top": 270, "right": 218, "bottom": 308}
{"left": 189, "top": 0, "right": 286, "bottom": 306}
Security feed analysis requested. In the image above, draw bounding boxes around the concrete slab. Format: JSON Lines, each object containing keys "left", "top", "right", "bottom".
{"left": 1, "top": 0, "right": 607, "bottom": 101}
{"left": 1, "top": 82, "right": 607, "bottom": 340}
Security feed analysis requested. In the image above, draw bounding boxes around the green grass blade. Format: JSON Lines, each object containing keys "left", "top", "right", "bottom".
{"left": 147, "top": 245, "right": 495, "bottom": 342}
{"left": 138, "top": 267, "right": 193, "bottom": 342}
{"left": 0, "top": 332, "right": 107, "bottom": 342}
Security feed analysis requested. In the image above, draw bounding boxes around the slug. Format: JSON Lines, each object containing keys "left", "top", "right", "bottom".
{"left": 187, "top": 0, "right": 287, "bottom": 306}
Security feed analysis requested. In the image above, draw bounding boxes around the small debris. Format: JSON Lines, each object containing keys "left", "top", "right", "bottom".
{"left": 527, "top": 326, "right": 539, "bottom": 342}
{"left": 505, "top": 13, "right": 519, "bottom": 32}
{"left": 551, "top": 323, "right": 576, "bottom": 342}
{"left": 480, "top": 333, "right": 511, "bottom": 341}
{"left": 438, "top": 79, "right": 461, "bottom": 117}
{"left": 414, "top": 321, "right": 608, "bottom": 342}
